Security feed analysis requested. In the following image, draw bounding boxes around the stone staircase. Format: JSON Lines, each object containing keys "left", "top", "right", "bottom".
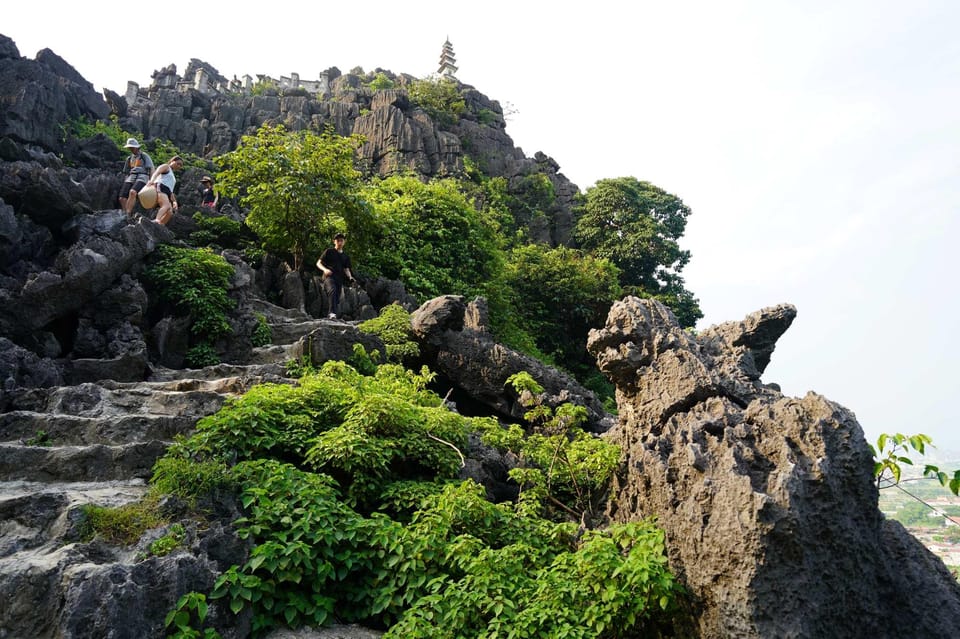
{"left": 0, "top": 300, "right": 341, "bottom": 638}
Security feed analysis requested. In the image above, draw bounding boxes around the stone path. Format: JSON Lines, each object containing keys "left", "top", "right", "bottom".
{"left": 0, "top": 300, "right": 338, "bottom": 638}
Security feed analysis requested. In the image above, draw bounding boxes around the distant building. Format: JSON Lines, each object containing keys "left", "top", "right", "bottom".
{"left": 438, "top": 38, "right": 458, "bottom": 79}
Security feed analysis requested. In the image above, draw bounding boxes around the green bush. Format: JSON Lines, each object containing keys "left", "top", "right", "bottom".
{"left": 408, "top": 76, "right": 466, "bottom": 127}
{"left": 190, "top": 213, "right": 245, "bottom": 249}
{"left": 361, "top": 175, "right": 504, "bottom": 301}
{"left": 152, "top": 362, "right": 680, "bottom": 636}
{"left": 251, "top": 313, "right": 272, "bottom": 348}
{"left": 145, "top": 245, "right": 235, "bottom": 344}
{"left": 368, "top": 73, "right": 396, "bottom": 91}
{"left": 358, "top": 303, "right": 419, "bottom": 363}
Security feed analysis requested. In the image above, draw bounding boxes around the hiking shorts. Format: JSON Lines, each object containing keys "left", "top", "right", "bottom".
{"left": 119, "top": 177, "right": 148, "bottom": 199}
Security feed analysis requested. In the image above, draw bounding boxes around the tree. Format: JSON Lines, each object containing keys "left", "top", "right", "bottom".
{"left": 408, "top": 76, "right": 466, "bottom": 127}
{"left": 361, "top": 175, "right": 503, "bottom": 300}
{"left": 573, "top": 177, "right": 702, "bottom": 327}
{"left": 216, "top": 124, "right": 370, "bottom": 271}
{"left": 501, "top": 244, "right": 621, "bottom": 375}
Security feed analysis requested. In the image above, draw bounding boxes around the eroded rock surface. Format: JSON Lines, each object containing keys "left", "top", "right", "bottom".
{"left": 588, "top": 296, "right": 960, "bottom": 638}
{"left": 411, "top": 295, "right": 613, "bottom": 433}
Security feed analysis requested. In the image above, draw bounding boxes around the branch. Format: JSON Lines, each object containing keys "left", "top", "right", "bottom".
{"left": 426, "top": 433, "right": 465, "bottom": 469}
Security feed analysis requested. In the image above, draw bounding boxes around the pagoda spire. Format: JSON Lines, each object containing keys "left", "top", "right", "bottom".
{"left": 437, "top": 37, "right": 458, "bottom": 79}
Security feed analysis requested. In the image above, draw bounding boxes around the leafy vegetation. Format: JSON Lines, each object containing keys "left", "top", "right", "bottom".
{"left": 152, "top": 360, "right": 680, "bottom": 637}
{"left": 144, "top": 245, "right": 236, "bottom": 367}
{"left": 358, "top": 303, "right": 420, "bottom": 364}
{"left": 216, "top": 124, "right": 372, "bottom": 271}
{"left": 368, "top": 72, "right": 396, "bottom": 91}
{"left": 25, "top": 429, "right": 51, "bottom": 446}
{"left": 871, "top": 432, "right": 960, "bottom": 494}
{"left": 165, "top": 592, "right": 222, "bottom": 639}
{"left": 500, "top": 244, "right": 622, "bottom": 377}
{"left": 190, "top": 212, "right": 248, "bottom": 250}
{"left": 574, "top": 177, "right": 702, "bottom": 327}
{"left": 361, "top": 175, "right": 503, "bottom": 301}
{"left": 250, "top": 313, "right": 273, "bottom": 348}
{"left": 407, "top": 76, "right": 466, "bottom": 126}
{"left": 149, "top": 523, "right": 186, "bottom": 557}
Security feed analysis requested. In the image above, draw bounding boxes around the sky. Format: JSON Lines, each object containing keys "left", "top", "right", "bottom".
{"left": 5, "top": 1, "right": 959, "bottom": 453}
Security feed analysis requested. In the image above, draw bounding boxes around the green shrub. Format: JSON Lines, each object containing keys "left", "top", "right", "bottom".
{"left": 358, "top": 303, "right": 419, "bottom": 363}
{"left": 152, "top": 362, "right": 679, "bottom": 636}
{"left": 251, "top": 313, "right": 272, "bottom": 348}
{"left": 408, "top": 76, "right": 466, "bottom": 127}
{"left": 368, "top": 73, "right": 396, "bottom": 91}
{"left": 190, "top": 213, "right": 245, "bottom": 249}
{"left": 144, "top": 245, "right": 235, "bottom": 344}
{"left": 185, "top": 342, "right": 220, "bottom": 368}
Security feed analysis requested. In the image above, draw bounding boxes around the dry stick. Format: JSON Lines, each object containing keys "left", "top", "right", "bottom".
{"left": 426, "top": 433, "right": 465, "bottom": 469}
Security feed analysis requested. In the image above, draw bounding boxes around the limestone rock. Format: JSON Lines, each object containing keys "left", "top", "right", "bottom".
{"left": 588, "top": 296, "right": 960, "bottom": 638}
{"left": 412, "top": 295, "right": 612, "bottom": 432}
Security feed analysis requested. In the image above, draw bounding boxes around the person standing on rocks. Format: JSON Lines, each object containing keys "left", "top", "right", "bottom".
{"left": 118, "top": 138, "right": 154, "bottom": 215}
{"left": 316, "top": 232, "right": 355, "bottom": 319}
{"left": 198, "top": 176, "right": 218, "bottom": 211}
{"left": 146, "top": 155, "right": 184, "bottom": 225}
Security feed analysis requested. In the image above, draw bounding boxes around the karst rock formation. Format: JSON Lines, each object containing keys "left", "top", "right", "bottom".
{"left": 587, "top": 297, "right": 960, "bottom": 638}
{"left": 1, "top": 29, "right": 960, "bottom": 639}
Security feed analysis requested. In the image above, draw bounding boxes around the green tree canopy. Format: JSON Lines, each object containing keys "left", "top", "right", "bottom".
{"left": 361, "top": 175, "right": 504, "bottom": 300}
{"left": 216, "top": 124, "right": 371, "bottom": 271}
{"left": 573, "top": 177, "right": 702, "bottom": 327}
{"left": 408, "top": 76, "right": 466, "bottom": 127}
{"left": 500, "top": 244, "right": 621, "bottom": 375}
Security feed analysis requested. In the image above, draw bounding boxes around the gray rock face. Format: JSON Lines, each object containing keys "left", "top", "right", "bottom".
{"left": 587, "top": 297, "right": 960, "bottom": 638}
{"left": 411, "top": 295, "right": 613, "bottom": 432}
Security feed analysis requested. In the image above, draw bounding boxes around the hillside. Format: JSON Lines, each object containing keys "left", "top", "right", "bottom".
{"left": 2, "top": 32, "right": 960, "bottom": 639}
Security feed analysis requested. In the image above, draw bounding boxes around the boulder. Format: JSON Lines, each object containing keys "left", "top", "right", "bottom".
{"left": 411, "top": 295, "right": 612, "bottom": 432}
{"left": 587, "top": 296, "right": 960, "bottom": 638}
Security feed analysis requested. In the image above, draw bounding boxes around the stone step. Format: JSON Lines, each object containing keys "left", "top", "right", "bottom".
{"left": 0, "top": 441, "right": 169, "bottom": 482}
{"left": 0, "top": 479, "right": 149, "bottom": 557}
{"left": 0, "top": 411, "right": 190, "bottom": 446}
{"left": 248, "top": 342, "right": 301, "bottom": 365}
{"left": 269, "top": 319, "right": 329, "bottom": 345}
{"left": 248, "top": 297, "right": 314, "bottom": 323}
{"left": 145, "top": 361, "right": 290, "bottom": 384}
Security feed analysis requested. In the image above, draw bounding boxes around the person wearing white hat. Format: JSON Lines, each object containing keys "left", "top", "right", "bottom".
{"left": 118, "top": 138, "right": 154, "bottom": 215}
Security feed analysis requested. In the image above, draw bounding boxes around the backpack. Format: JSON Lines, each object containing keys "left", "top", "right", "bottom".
{"left": 126, "top": 150, "right": 154, "bottom": 176}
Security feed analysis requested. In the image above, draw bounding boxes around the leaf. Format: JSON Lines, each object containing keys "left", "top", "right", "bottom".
{"left": 877, "top": 433, "right": 889, "bottom": 453}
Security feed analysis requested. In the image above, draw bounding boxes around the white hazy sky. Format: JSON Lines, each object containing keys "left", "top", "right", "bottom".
{"left": 6, "top": 1, "right": 959, "bottom": 452}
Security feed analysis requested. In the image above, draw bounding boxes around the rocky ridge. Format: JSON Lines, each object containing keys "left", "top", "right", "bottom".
{"left": 587, "top": 298, "right": 960, "bottom": 638}
{"left": 1, "top": 30, "right": 959, "bottom": 639}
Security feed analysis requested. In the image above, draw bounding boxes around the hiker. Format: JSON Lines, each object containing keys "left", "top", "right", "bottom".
{"left": 118, "top": 138, "right": 154, "bottom": 215}
{"left": 198, "top": 175, "right": 218, "bottom": 210}
{"left": 316, "top": 232, "right": 355, "bottom": 319}
{"left": 146, "top": 156, "right": 184, "bottom": 225}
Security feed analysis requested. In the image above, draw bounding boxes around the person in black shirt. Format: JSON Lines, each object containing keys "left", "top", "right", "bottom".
{"left": 316, "top": 232, "right": 355, "bottom": 319}
{"left": 198, "top": 176, "right": 218, "bottom": 210}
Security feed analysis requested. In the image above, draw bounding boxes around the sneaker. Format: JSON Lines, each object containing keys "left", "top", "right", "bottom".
{"left": 328, "top": 313, "right": 337, "bottom": 319}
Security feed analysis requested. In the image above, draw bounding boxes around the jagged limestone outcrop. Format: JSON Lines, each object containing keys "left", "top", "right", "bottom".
{"left": 587, "top": 297, "right": 960, "bottom": 638}
{"left": 410, "top": 295, "right": 613, "bottom": 433}
{"left": 0, "top": 32, "right": 580, "bottom": 248}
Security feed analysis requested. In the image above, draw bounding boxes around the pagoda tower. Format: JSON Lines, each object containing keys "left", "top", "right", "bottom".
{"left": 437, "top": 38, "right": 458, "bottom": 79}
